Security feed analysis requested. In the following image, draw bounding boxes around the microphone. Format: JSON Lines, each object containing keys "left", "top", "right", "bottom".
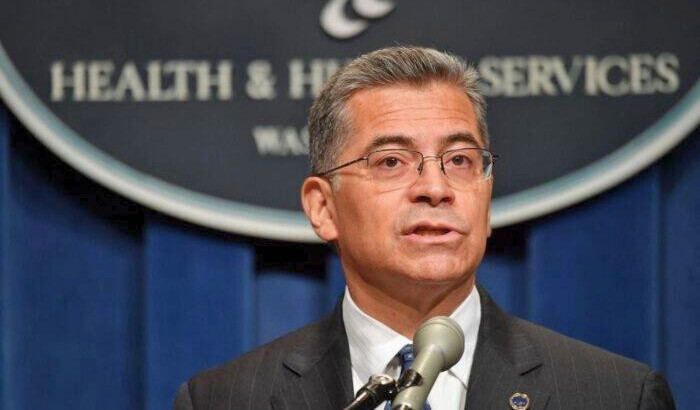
{"left": 391, "top": 316, "right": 465, "bottom": 410}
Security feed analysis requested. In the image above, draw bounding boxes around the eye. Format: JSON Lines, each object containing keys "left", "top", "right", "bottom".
{"left": 371, "top": 152, "right": 411, "bottom": 168}
{"left": 368, "top": 150, "right": 415, "bottom": 173}
{"left": 380, "top": 156, "right": 401, "bottom": 168}
{"left": 448, "top": 154, "right": 472, "bottom": 166}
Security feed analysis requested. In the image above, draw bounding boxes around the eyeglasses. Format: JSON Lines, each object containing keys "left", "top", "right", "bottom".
{"left": 315, "top": 148, "right": 497, "bottom": 189}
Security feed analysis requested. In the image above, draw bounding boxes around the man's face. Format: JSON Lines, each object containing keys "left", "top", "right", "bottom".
{"left": 311, "top": 81, "right": 492, "bottom": 290}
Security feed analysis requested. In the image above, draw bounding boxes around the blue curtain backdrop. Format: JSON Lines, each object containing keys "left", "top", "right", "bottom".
{"left": 0, "top": 103, "right": 698, "bottom": 409}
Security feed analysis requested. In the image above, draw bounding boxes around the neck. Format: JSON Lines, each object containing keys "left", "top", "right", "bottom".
{"left": 345, "top": 271, "right": 475, "bottom": 338}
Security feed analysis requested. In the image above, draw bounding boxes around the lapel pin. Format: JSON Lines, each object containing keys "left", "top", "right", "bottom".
{"left": 509, "top": 392, "right": 530, "bottom": 410}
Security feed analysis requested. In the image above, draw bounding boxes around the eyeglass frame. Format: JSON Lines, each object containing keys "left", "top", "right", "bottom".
{"left": 313, "top": 147, "right": 499, "bottom": 183}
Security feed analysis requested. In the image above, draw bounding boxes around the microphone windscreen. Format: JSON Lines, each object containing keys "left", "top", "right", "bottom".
{"left": 413, "top": 316, "right": 465, "bottom": 369}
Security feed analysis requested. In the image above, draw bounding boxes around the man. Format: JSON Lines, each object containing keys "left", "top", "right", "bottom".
{"left": 174, "top": 46, "right": 675, "bottom": 409}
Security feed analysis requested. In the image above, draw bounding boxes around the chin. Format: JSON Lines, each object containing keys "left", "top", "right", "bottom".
{"left": 398, "top": 257, "right": 473, "bottom": 285}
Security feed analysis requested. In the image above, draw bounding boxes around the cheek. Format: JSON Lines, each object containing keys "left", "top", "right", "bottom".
{"left": 355, "top": 201, "right": 398, "bottom": 241}
{"left": 458, "top": 188, "right": 492, "bottom": 239}
{"left": 475, "top": 201, "right": 491, "bottom": 231}
{"left": 335, "top": 191, "right": 402, "bottom": 256}
{"left": 336, "top": 189, "right": 391, "bottom": 235}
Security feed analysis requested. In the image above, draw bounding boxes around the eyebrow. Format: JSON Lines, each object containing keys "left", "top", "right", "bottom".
{"left": 364, "top": 135, "right": 416, "bottom": 152}
{"left": 364, "top": 132, "right": 483, "bottom": 153}
{"left": 443, "top": 133, "right": 483, "bottom": 150}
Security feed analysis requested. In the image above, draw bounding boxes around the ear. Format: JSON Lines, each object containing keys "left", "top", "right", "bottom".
{"left": 301, "top": 176, "right": 339, "bottom": 242}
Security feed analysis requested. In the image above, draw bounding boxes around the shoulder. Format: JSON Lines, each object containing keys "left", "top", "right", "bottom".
{"left": 176, "top": 309, "right": 341, "bottom": 409}
{"left": 511, "top": 316, "right": 674, "bottom": 408}
{"left": 478, "top": 285, "right": 654, "bottom": 382}
{"left": 191, "top": 318, "right": 325, "bottom": 386}
{"left": 476, "top": 286, "right": 674, "bottom": 408}
{"left": 516, "top": 316, "right": 651, "bottom": 374}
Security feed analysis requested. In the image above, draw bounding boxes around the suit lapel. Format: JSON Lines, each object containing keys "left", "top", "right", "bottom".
{"left": 274, "top": 303, "right": 354, "bottom": 410}
{"left": 270, "top": 287, "right": 550, "bottom": 409}
{"left": 466, "top": 286, "right": 550, "bottom": 409}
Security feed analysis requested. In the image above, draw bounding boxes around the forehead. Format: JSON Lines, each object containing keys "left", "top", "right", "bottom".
{"left": 343, "top": 81, "right": 483, "bottom": 154}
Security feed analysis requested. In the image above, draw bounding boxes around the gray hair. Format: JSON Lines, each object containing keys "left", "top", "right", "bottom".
{"left": 308, "top": 46, "right": 489, "bottom": 174}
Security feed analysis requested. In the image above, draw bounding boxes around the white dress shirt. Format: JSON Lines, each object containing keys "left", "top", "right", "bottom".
{"left": 343, "top": 287, "right": 481, "bottom": 409}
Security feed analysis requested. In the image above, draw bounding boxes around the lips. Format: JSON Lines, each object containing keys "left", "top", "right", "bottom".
{"left": 412, "top": 227, "right": 452, "bottom": 236}
{"left": 403, "top": 224, "right": 462, "bottom": 245}
{"left": 404, "top": 221, "right": 463, "bottom": 236}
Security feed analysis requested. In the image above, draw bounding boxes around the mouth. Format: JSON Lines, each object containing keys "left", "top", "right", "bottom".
{"left": 403, "top": 222, "right": 463, "bottom": 244}
{"left": 411, "top": 227, "right": 453, "bottom": 236}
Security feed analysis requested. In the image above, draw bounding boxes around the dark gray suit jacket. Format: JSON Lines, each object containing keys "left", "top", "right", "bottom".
{"left": 174, "top": 286, "right": 675, "bottom": 409}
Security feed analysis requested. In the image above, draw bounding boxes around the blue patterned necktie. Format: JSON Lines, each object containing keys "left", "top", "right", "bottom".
{"left": 384, "top": 344, "right": 431, "bottom": 410}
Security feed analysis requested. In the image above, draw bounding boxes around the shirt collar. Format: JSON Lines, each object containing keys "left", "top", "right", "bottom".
{"left": 343, "top": 286, "right": 481, "bottom": 389}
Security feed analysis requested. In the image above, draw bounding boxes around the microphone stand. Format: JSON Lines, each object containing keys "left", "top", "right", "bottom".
{"left": 342, "top": 371, "right": 424, "bottom": 410}
{"left": 396, "top": 369, "right": 423, "bottom": 391}
{"left": 342, "top": 374, "right": 398, "bottom": 410}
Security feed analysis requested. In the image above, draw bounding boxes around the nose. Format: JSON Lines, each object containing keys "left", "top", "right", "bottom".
{"left": 407, "top": 157, "right": 455, "bottom": 206}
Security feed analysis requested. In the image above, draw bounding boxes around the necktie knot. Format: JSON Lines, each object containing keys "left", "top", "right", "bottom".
{"left": 397, "top": 344, "right": 415, "bottom": 373}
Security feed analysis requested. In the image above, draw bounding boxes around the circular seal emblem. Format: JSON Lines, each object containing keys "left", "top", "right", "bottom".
{"left": 509, "top": 392, "right": 530, "bottom": 410}
{"left": 0, "top": 1, "right": 697, "bottom": 241}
